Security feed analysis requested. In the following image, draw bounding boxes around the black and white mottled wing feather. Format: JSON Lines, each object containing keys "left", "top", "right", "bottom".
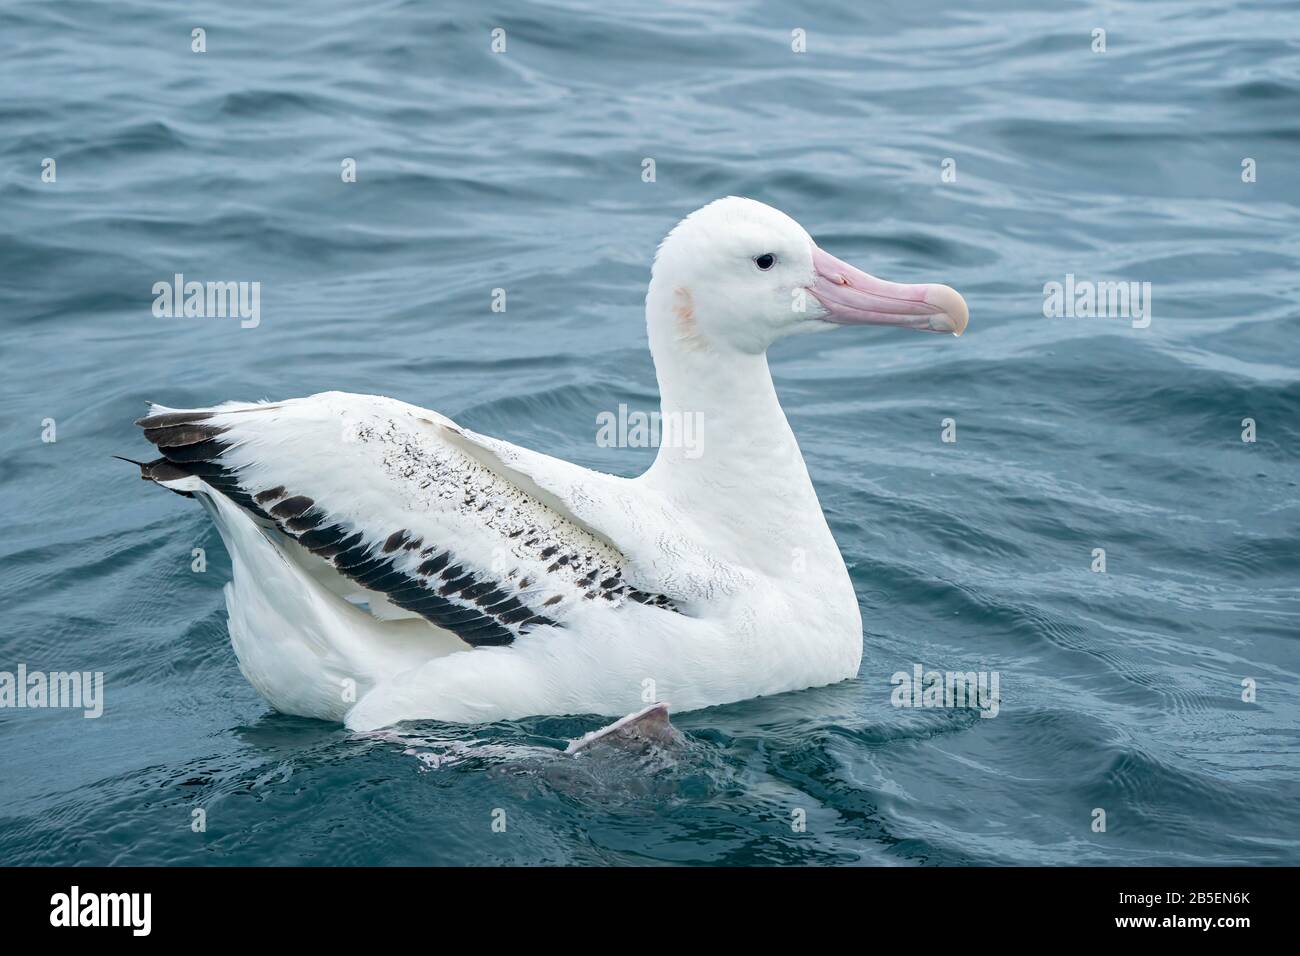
{"left": 134, "top": 392, "right": 676, "bottom": 648}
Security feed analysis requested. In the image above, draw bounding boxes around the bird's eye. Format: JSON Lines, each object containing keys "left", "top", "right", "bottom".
{"left": 754, "top": 253, "right": 776, "bottom": 271}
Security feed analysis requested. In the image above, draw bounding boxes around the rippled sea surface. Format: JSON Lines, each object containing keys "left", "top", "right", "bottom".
{"left": 2, "top": 0, "right": 1298, "bottom": 866}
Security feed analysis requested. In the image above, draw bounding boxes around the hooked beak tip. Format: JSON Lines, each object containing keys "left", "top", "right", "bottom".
{"left": 931, "top": 285, "right": 969, "bottom": 337}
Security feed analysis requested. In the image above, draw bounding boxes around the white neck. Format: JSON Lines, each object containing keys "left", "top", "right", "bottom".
{"left": 639, "top": 282, "right": 840, "bottom": 576}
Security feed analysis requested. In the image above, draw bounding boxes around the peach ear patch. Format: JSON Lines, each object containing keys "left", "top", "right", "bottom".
{"left": 672, "top": 286, "right": 706, "bottom": 350}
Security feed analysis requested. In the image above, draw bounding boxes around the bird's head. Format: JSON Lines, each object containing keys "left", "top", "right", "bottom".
{"left": 649, "top": 196, "right": 968, "bottom": 355}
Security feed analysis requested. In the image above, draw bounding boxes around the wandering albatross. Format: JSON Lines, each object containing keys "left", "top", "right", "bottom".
{"left": 128, "top": 197, "right": 968, "bottom": 732}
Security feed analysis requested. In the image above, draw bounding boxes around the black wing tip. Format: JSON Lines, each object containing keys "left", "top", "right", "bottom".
{"left": 134, "top": 410, "right": 215, "bottom": 429}
{"left": 118, "top": 455, "right": 197, "bottom": 497}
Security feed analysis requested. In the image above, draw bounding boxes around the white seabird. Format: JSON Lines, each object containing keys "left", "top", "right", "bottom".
{"left": 129, "top": 197, "right": 968, "bottom": 731}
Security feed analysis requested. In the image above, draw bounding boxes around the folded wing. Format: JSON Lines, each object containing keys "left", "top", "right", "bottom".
{"left": 134, "top": 392, "right": 677, "bottom": 648}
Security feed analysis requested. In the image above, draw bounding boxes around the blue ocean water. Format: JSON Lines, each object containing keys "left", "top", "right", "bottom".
{"left": 1, "top": 0, "right": 1298, "bottom": 866}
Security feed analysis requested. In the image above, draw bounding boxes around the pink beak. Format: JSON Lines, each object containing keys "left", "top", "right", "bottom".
{"left": 807, "top": 246, "right": 968, "bottom": 336}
